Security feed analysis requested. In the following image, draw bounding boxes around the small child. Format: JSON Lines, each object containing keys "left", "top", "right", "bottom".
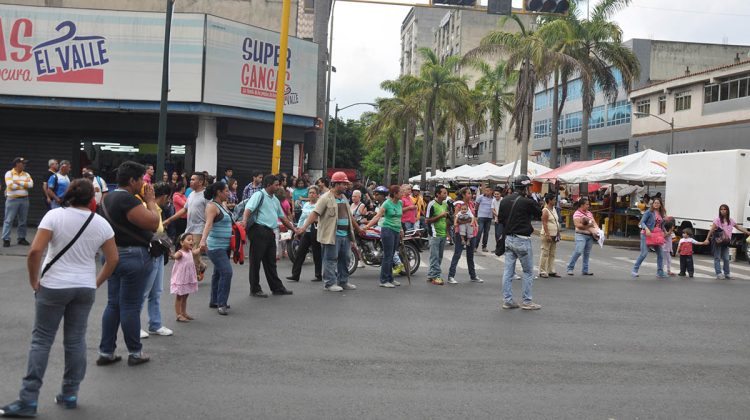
{"left": 677, "top": 228, "right": 708, "bottom": 277}
{"left": 453, "top": 201, "right": 475, "bottom": 246}
{"left": 661, "top": 219, "right": 676, "bottom": 276}
{"left": 171, "top": 233, "right": 202, "bottom": 322}
{"left": 580, "top": 216, "right": 602, "bottom": 240}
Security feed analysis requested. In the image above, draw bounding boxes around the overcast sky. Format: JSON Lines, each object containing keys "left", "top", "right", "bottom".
{"left": 329, "top": 0, "right": 750, "bottom": 120}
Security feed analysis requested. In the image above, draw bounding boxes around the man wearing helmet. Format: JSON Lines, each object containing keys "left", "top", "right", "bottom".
{"left": 497, "top": 175, "right": 543, "bottom": 310}
{"left": 297, "top": 172, "right": 362, "bottom": 292}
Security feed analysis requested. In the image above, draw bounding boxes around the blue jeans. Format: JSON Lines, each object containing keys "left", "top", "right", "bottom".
{"left": 99, "top": 246, "right": 151, "bottom": 356}
{"left": 567, "top": 233, "right": 594, "bottom": 274}
{"left": 428, "top": 236, "right": 446, "bottom": 279}
{"left": 503, "top": 235, "right": 535, "bottom": 303}
{"left": 632, "top": 233, "right": 664, "bottom": 276}
{"left": 380, "top": 227, "right": 400, "bottom": 284}
{"left": 322, "top": 236, "right": 351, "bottom": 287}
{"left": 2, "top": 196, "right": 29, "bottom": 241}
{"left": 141, "top": 255, "right": 164, "bottom": 331}
{"left": 19, "top": 286, "right": 95, "bottom": 402}
{"left": 713, "top": 244, "right": 730, "bottom": 276}
{"left": 50, "top": 201, "right": 62, "bottom": 209}
{"left": 494, "top": 222, "right": 504, "bottom": 242}
{"left": 403, "top": 221, "right": 415, "bottom": 231}
{"left": 448, "top": 235, "right": 476, "bottom": 279}
{"left": 208, "top": 248, "right": 233, "bottom": 307}
{"left": 474, "top": 217, "right": 492, "bottom": 249}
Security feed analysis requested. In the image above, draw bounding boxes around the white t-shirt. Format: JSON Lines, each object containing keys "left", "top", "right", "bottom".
{"left": 39, "top": 207, "right": 114, "bottom": 289}
{"left": 93, "top": 176, "right": 109, "bottom": 204}
{"left": 491, "top": 197, "right": 502, "bottom": 219}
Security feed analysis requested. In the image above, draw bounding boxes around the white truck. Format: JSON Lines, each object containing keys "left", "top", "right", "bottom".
{"left": 666, "top": 150, "right": 750, "bottom": 258}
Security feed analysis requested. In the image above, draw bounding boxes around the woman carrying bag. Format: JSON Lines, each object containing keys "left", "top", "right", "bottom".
{"left": 632, "top": 197, "right": 667, "bottom": 278}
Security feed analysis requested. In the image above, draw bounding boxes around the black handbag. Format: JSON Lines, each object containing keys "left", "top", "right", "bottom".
{"left": 101, "top": 199, "right": 172, "bottom": 262}
{"left": 495, "top": 196, "right": 521, "bottom": 256}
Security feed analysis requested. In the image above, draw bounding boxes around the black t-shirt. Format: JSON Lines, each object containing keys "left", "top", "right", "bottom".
{"left": 102, "top": 190, "right": 152, "bottom": 247}
{"left": 497, "top": 193, "right": 542, "bottom": 237}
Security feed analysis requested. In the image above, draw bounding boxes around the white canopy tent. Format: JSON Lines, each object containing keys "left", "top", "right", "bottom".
{"left": 453, "top": 162, "right": 503, "bottom": 182}
{"left": 481, "top": 160, "right": 550, "bottom": 182}
{"left": 557, "top": 149, "right": 668, "bottom": 184}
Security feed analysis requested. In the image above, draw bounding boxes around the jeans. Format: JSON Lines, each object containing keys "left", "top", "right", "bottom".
{"left": 494, "top": 222, "right": 504, "bottom": 242}
{"left": 679, "top": 255, "right": 694, "bottom": 276}
{"left": 428, "top": 236, "right": 446, "bottom": 279}
{"left": 380, "top": 227, "right": 400, "bottom": 284}
{"left": 567, "top": 233, "right": 594, "bottom": 274}
{"left": 208, "top": 248, "right": 233, "bottom": 307}
{"left": 141, "top": 255, "right": 164, "bottom": 332}
{"left": 713, "top": 244, "right": 730, "bottom": 276}
{"left": 539, "top": 236, "right": 557, "bottom": 276}
{"left": 632, "top": 233, "right": 664, "bottom": 276}
{"left": 403, "top": 221, "right": 415, "bottom": 231}
{"left": 474, "top": 217, "right": 492, "bottom": 249}
{"left": 2, "top": 196, "right": 29, "bottom": 241}
{"left": 50, "top": 201, "right": 62, "bottom": 209}
{"left": 20, "top": 286, "right": 96, "bottom": 402}
{"left": 503, "top": 235, "right": 534, "bottom": 303}
{"left": 322, "top": 236, "right": 351, "bottom": 287}
{"left": 99, "top": 246, "right": 151, "bottom": 356}
{"left": 448, "top": 235, "right": 476, "bottom": 279}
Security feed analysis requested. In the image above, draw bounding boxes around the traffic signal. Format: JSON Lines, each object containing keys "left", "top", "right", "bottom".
{"left": 487, "top": 0, "right": 512, "bottom": 15}
{"left": 433, "top": 0, "right": 477, "bottom": 6}
{"left": 525, "top": 0, "right": 569, "bottom": 14}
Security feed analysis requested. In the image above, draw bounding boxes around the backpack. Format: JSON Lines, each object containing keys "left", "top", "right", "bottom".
{"left": 233, "top": 198, "right": 249, "bottom": 221}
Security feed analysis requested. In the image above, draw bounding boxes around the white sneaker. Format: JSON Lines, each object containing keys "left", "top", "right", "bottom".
{"left": 513, "top": 274, "right": 521, "bottom": 280}
{"left": 149, "top": 326, "right": 174, "bottom": 336}
{"left": 326, "top": 285, "right": 344, "bottom": 292}
{"left": 357, "top": 262, "right": 365, "bottom": 268}
{"left": 391, "top": 280, "right": 401, "bottom": 286}
{"left": 140, "top": 329, "right": 149, "bottom": 339}
{"left": 447, "top": 277, "right": 458, "bottom": 284}
{"left": 341, "top": 283, "right": 357, "bottom": 290}
{"left": 379, "top": 282, "right": 396, "bottom": 288}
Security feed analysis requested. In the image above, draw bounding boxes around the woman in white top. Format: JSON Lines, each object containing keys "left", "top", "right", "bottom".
{"left": 350, "top": 190, "right": 366, "bottom": 224}
{"left": 539, "top": 194, "right": 561, "bottom": 278}
{"left": 0, "top": 179, "right": 118, "bottom": 417}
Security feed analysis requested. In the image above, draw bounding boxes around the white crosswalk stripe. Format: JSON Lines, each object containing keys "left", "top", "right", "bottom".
{"left": 612, "top": 256, "right": 750, "bottom": 280}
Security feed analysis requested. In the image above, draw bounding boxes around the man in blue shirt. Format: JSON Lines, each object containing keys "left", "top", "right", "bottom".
{"left": 242, "top": 174, "right": 296, "bottom": 298}
{"left": 473, "top": 185, "right": 494, "bottom": 252}
{"left": 46, "top": 160, "right": 71, "bottom": 209}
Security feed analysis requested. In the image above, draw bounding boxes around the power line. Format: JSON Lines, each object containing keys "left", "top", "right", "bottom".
{"left": 631, "top": 4, "right": 750, "bottom": 18}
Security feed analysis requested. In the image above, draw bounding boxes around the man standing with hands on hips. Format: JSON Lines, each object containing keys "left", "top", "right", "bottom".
{"left": 3, "top": 157, "right": 33, "bottom": 247}
{"left": 297, "top": 172, "right": 362, "bottom": 292}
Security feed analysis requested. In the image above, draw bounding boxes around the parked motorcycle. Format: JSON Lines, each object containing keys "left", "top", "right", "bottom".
{"left": 349, "top": 226, "right": 421, "bottom": 276}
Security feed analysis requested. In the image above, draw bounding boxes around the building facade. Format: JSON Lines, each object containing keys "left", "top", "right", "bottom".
{"left": 531, "top": 39, "right": 750, "bottom": 165}
{"left": 400, "top": 7, "right": 445, "bottom": 77}
{"left": 629, "top": 60, "right": 750, "bottom": 154}
{"left": 0, "top": 3, "right": 317, "bottom": 224}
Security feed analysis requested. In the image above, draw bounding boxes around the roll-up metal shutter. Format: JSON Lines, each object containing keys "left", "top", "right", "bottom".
{"left": 217, "top": 137, "right": 295, "bottom": 186}
{"left": 0, "top": 133, "right": 77, "bottom": 225}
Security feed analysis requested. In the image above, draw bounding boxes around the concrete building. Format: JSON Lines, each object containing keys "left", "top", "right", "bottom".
{"left": 2, "top": 0, "right": 300, "bottom": 35}
{"left": 400, "top": 7, "right": 445, "bottom": 77}
{"left": 0, "top": 3, "right": 317, "bottom": 224}
{"left": 629, "top": 59, "right": 750, "bottom": 154}
{"left": 297, "top": 0, "right": 314, "bottom": 40}
{"left": 531, "top": 39, "right": 750, "bottom": 165}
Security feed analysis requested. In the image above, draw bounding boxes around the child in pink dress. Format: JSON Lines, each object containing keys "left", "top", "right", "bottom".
{"left": 171, "top": 233, "right": 201, "bottom": 322}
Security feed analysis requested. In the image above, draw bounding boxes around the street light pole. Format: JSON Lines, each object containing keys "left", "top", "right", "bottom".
{"left": 322, "top": 0, "right": 336, "bottom": 175}
{"left": 330, "top": 102, "right": 376, "bottom": 169}
{"left": 156, "top": 0, "right": 175, "bottom": 178}
{"left": 634, "top": 112, "right": 675, "bottom": 154}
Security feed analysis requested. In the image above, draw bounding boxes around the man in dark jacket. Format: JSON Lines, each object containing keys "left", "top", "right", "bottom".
{"left": 497, "top": 175, "right": 542, "bottom": 310}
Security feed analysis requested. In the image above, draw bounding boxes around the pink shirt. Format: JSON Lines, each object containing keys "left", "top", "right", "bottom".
{"left": 573, "top": 209, "right": 594, "bottom": 233}
{"left": 401, "top": 196, "right": 416, "bottom": 224}
{"left": 713, "top": 217, "right": 736, "bottom": 236}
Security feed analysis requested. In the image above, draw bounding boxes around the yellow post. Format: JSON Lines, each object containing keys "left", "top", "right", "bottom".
{"left": 271, "top": 0, "right": 292, "bottom": 174}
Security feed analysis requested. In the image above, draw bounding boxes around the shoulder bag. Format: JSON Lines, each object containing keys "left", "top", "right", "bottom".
{"left": 42, "top": 212, "right": 95, "bottom": 278}
{"left": 101, "top": 199, "right": 172, "bottom": 261}
{"left": 495, "top": 196, "right": 521, "bottom": 256}
{"left": 245, "top": 193, "right": 265, "bottom": 232}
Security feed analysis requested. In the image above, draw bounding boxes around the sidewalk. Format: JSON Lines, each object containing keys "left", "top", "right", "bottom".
{"left": 530, "top": 221, "right": 641, "bottom": 249}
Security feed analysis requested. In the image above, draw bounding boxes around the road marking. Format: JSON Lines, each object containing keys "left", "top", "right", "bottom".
{"left": 613, "top": 256, "right": 750, "bottom": 280}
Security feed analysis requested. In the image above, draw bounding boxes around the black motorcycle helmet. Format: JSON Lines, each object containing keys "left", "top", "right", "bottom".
{"left": 512, "top": 175, "right": 532, "bottom": 191}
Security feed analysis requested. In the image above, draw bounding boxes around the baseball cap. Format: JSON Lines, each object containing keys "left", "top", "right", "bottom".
{"left": 412, "top": 185, "right": 421, "bottom": 191}
{"left": 12, "top": 157, "right": 28, "bottom": 165}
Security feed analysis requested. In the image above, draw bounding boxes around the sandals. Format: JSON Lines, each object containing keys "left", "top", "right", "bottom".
{"left": 183, "top": 314, "right": 195, "bottom": 320}
{"left": 549, "top": 273, "right": 561, "bottom": 278}
{"left": 176, "top": 315, "right": 190, "bottom": 322}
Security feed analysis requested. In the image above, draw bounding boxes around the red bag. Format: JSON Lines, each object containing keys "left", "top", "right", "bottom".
{"left": 644, "top": 226, "right": 665, "bottom": 247}
{"left": 230, "top": 223, "right": 246, "bottom": 264}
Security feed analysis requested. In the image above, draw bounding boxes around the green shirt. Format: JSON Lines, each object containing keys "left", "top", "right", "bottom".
{"left": 426, "top": 200, "right": 448, "bottom": 238}
{"left": 382, "top": 199, "right": 403, "bottom": 233}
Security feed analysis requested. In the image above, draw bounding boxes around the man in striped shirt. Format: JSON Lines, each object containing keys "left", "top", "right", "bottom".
{"left": 3, "top": 157, "right": 33, "bottom": 247}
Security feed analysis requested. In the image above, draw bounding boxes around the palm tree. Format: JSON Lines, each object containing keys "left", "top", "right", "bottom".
{"left": 364, "top": 102, "right": 400, "bottom": 186}
{"left": 380, "top": 76, "right": 422, "bottom": 184}
{"left": 469, "top": 15, "right": 578, "bottom": 174}
{"left": 566, "top": 0, "right": 641, "bottom": 161}
{"left": 468, "top": 59, "right": 517, "bottom": 164}
{"left": 413, "top": 48, "right": 470, "bottom": 187}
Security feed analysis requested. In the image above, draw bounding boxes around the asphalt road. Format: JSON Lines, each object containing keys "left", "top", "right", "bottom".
{"left": 1, "top": 238, "right": 749, "bottom": 419}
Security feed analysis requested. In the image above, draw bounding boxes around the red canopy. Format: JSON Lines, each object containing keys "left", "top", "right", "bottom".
{"left": 534, "top": 159, "right": 608, "bottom": 182}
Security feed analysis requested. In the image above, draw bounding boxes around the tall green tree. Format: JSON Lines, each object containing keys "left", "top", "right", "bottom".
{"left": 468, "top": 59, "right": 517, "bottom": 164}
{"left": 327, "top": 116, "right": 365, "bottom": 169}
{"left": 379, "top": 76, "right": 422, "bottom": 184}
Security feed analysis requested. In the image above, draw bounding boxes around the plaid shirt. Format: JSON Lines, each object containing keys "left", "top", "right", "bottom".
{"left": 242, "top": 182, "right": 262, "bottom": 201}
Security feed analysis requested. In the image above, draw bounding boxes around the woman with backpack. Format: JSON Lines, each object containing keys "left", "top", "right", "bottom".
{"left": 707, "top": 204, "right": 750, "bottom": 280}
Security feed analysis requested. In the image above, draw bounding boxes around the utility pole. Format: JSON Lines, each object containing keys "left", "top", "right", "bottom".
{"left": 156, "top": 0, "right": 175, "bottom": 178}
{"left": 311, "top": 0, "right": 332, "bottom": 179}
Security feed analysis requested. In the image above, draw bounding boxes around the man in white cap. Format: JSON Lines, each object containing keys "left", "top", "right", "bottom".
{"left": 411, "top": 184, "right": 426, "bottom": 230}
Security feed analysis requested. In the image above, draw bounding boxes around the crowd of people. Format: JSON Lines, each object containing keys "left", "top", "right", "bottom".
{"left": 2, "top": 156, "right": 750, "bottom": 417}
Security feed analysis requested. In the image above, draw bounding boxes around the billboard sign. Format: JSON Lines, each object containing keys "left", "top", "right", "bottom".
{"left": 0, "top": 4, "right": 203, "bottom": 101}
{"left": 203, "top": 16, "right": 318, "bottom": 118}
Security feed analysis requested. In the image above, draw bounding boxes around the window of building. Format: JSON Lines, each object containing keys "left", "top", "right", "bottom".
{"left": 533, "top": 119, "right": 549, "bottom": 139}
{"left": 565, "top": 79, "right": 583, "bottom": 101}
{"left": 304, "top": 0, "right": 314, "bottom": 13}
{"left": 589, "top": 105, "right": 605, "bottom": 129}
{"left": 635, "top": 99, "right": 651, "bottom": 118}
{"left": 674, "top": 91, "right": 691, "bottom": 111}
{"left": 564, "top": 111, "right": 582, "bottom": 134}
{"left": 534, "top": 91, "right": 549, "bottom": 110}
{"left": 607, "top": 100, "right": 631, "bottom": 126}
{"left": 658, "top": 95, "right": 667, "bottom": 114}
